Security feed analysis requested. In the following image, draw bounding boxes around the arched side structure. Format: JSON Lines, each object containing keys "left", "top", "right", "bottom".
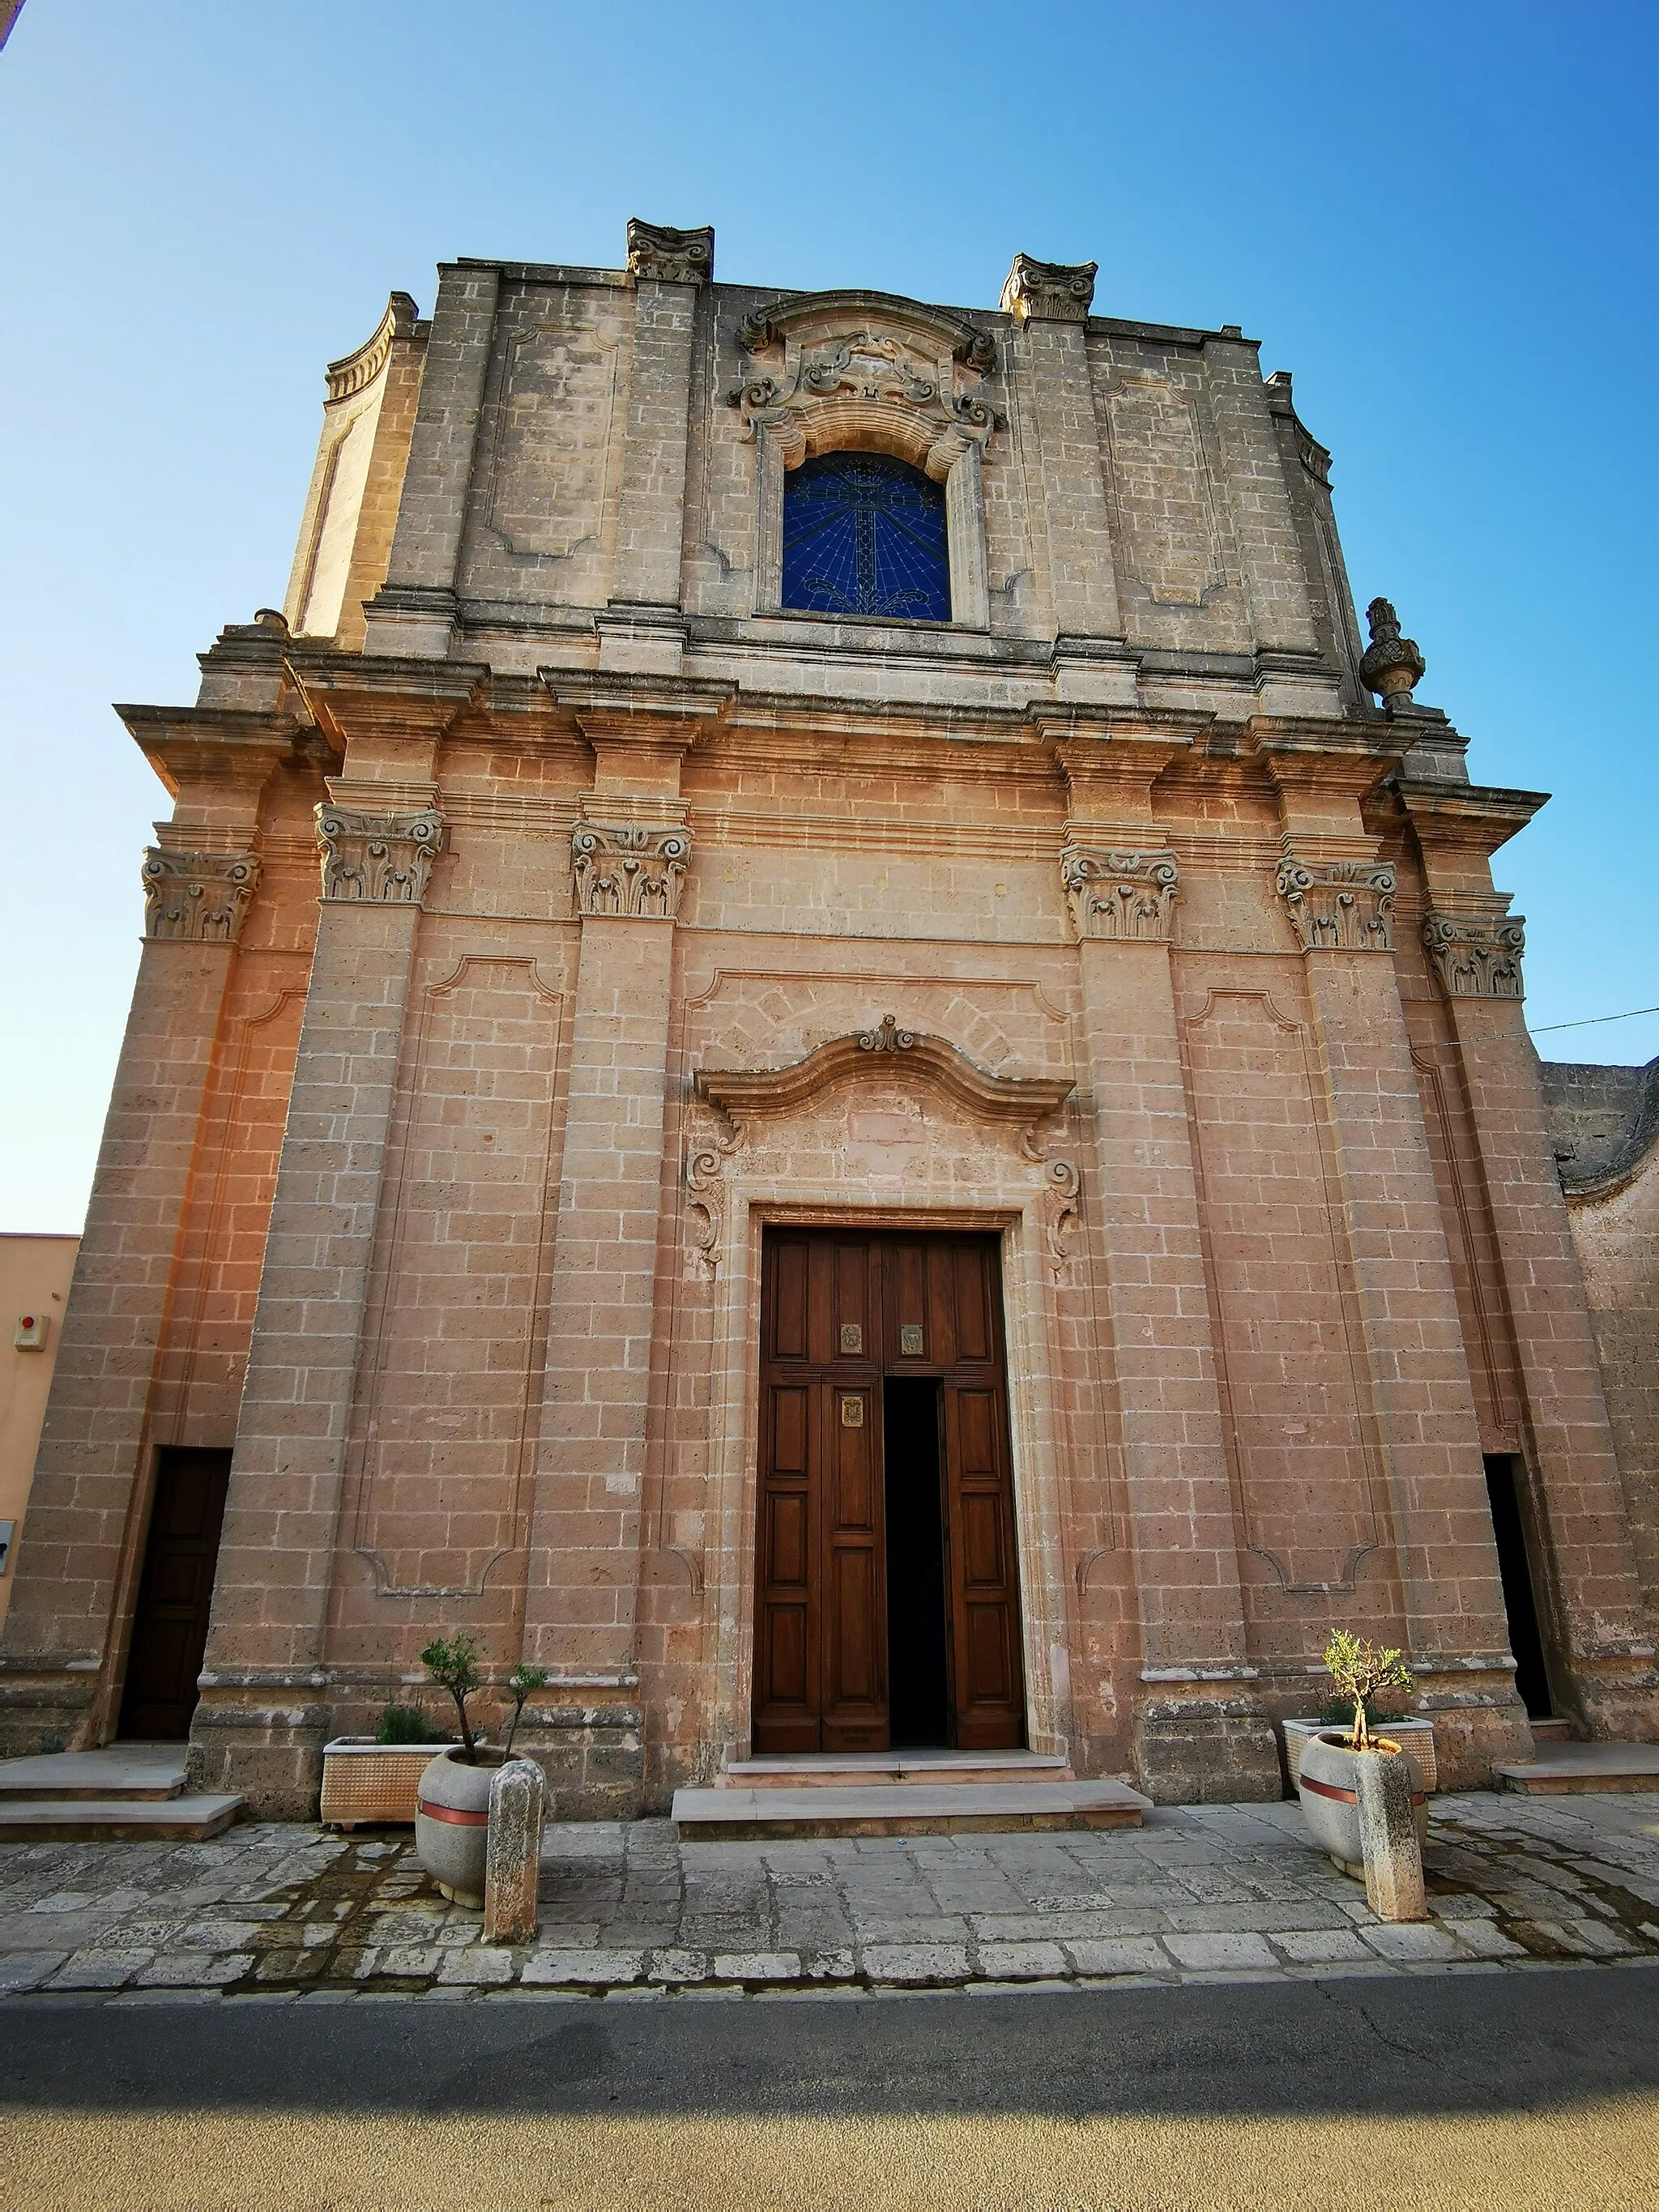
{"left": 729, "top": 292, "right": 998, "bottom": 629}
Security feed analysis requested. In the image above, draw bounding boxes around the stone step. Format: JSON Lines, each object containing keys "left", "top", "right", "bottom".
{"left": 0, "top": 1745, "right": 190, "bottom": 1804}
{"left": 675, "top": 1779, "right": 1149, "bottom": 1840}
{"left": 1495, "top": 1742, "right": 1659, "bottom": 1795}
{"left": 1529, "top": 1718, "right": 1573, "bottom": 1743}
{"left": 718, "top": 1750, "right": 1073, "bottom": 1790}
{"left": 0, "top": 1794, "right": 243, "bottom": 1842}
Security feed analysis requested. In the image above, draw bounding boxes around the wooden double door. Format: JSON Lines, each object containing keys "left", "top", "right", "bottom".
{"left": 753, "top": 1230, "right": 1026, "bottom": 1754}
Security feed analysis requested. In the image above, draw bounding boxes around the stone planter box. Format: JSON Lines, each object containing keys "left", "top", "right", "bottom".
{"left": 1297, "top": 1730, "right": 1429, "bottom": 1877}
{"left": 320, "top": 1737, "right": 468, "bottom": 1829}
{"left": 1285, "top": 1716, "right": 1436, "bottom": 1797}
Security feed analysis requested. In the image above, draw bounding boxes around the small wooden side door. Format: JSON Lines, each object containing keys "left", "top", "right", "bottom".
{"left": 932, "top": 1239, "right": 1026, "bottom": 1749}
{"left": 119, "top": 1447, "right": 232, "bottom": 1741}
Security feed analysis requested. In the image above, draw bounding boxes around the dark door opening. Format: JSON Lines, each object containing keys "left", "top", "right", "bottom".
{"left": 884, "top": 1378, "right": 949, "bottom": 1747}
{"left": 1484, "top": 1454, "right": 1553, "bottom": 1720}
{"left": 119, "top": 1447, "right": 232, "bottom": 1741}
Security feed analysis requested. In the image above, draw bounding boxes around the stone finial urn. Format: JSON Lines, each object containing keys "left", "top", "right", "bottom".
{"left": 1359, "top": 597, "right": 1427, "bottom": 713}
{"left": 414, "top": 1747, "right": 506, "bottom": 1907}
{"left": 1297, "top": 1729, "right": 1427, "bottom": 1878}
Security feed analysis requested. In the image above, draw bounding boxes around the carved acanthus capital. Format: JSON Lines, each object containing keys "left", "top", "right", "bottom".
{"left": 571, "top": 822, "right": 692, "bottom": 921}
{"left": 316, "top": 807, "right": 445, "bottom": 904}
{"left": 142, "top": 848, "right": 261, "bottom": 943}
{"left": 1061, "top": 848, "right": 1179, "bottom": 943}
{"left": 1000, "top": 254, "right": 1098, "bottom": 323}
{"left": 625, "top": 219, "right": 714, "bottom": 286}
{"left": 1275, "top": 857, "right": 1397, "bottom": 953}
{"left": 1423, "top": 912, "right": 1525, "bottom": 999}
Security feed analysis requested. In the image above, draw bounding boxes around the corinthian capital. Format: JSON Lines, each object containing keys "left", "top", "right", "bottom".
{"left": 142, "top": 848, "right": 261, "bottom": 943}
{"left": 315, "top": 807, "right": 445, "bottom": 904}
{"left": 1000, "top": 254, "right": 1098, "bottom": 323}
{"left": 571, "top": 822, "right": 691, "bottom": 920}
{"left": 625, "top": 219, "right": 714, "bottom": 286}
{"left": 1275, "top": 857, "right": 1396, "bottom": 953}
{"left": 1060, "top": 848, "right": 1179, "bottom": 943}
{"left": 1423, "top": 912, "right": 1525, "bottom": 999}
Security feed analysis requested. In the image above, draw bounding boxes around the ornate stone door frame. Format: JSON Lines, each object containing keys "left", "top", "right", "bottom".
{"left": 702, "top": 1182, "right": 1076, "bottom": 1771}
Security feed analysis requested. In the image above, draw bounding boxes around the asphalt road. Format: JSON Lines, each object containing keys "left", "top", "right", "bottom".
{"left": 5, "top": 1967, "right": 1659, "bottom": 2209}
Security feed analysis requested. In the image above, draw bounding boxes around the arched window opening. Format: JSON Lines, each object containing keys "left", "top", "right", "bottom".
{"left": 781, "top": 452, "right": 950, "bottom": 622}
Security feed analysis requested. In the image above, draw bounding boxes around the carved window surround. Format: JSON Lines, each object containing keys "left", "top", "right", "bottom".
{"left": 315, "top": 806, "right": 446, "bottom": 905}
{"left": 142, "top": 848, "right": 262, "bottom": 944}
{"left": 1423, "top": 910, "right": 1525, "bottom": 999}
{"left": 1060, "top": 847, "right": 1179, "bottom": 943}
{"left": 570, "top": 820, "right": 692, "bottom": 921}
{"left": 729, "top": 295, "right": 1000, "bottom": 629}
{"left": 1274, "top": 855, "right": 1396, "bottom": 953}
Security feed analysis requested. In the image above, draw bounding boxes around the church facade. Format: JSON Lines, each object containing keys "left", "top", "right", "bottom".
{"left": 4, "top": 223, "right": 1656, "bottom": 1813}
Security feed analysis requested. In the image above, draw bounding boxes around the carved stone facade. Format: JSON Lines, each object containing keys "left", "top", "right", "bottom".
{"left": 1423, "top": 911, "right": 1526, "bottom": 999}
{"left": 141, "top": 848, "right": 261, "bottom": 943}
{"left": 316, "top": 807, "right": 445, "bottom": 903}
{"left": 8, "top": 222, "right": 1655, "bottom": 1831}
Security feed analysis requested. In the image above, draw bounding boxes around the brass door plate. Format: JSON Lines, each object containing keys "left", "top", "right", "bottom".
{"left": 900, "top": 1323, "right": 924, "bottom": 1357}
{"left": 840, "top": 1394, "right": 864, "bottom": 1427}
{"left": 838, "top": 1323, "right": 863, "bottom": 1354}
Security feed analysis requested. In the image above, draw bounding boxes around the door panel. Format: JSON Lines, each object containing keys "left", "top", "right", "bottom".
{"left": 119, "top": 1447, "right": 232, "bottom": 1741}
{"left": 753, "top": 1230, "right": 1024, "bottom": 1754}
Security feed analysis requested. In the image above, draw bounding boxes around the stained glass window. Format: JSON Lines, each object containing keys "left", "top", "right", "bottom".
{"left": 781, "top": 452, "right": 950, "bottom": 622}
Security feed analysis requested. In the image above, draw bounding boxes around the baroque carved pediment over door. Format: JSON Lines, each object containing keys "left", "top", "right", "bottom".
{"left": 727, "top": 292, "right": 1001, "bottom": 629}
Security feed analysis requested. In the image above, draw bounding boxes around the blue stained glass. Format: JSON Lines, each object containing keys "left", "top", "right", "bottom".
{"left": 781, "top": 452, "right": 950, "bottom": 622}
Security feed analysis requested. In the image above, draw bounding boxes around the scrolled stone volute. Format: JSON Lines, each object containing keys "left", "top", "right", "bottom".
{"left": 1000, "top": 254, "right": 1098, "bottom": 323}
{"left": 1360, "top": 597, "right": 1427, "bottom": 712}
{"left": 626, "top": 219, "right": 714, "bottom": 286}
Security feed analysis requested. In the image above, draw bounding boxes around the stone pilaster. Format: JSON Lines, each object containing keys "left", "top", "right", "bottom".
{"left": 516, "top": 682, "right": 723, "bottom": 1813}
{"left": 364, "top": 262, "right": 501, "bottom": 657}
{"left": 1001, "top": 256, "right": 1128, "bottom": 657}
{"left": 1402, "top": 781, "right": 1659, "bottom": 1741}
{"left": 608, "top": 222, "right": 709, "bottom": 616}
{"left": 1266, "top": 744, "right": 1531, "bottom": 1780}
{"left": 0, "top": 714, "right": 289, "bottom": 1757}
{"left": 1048, "top": 719, "right": 1278, "bottom": 1803}
{"left": 188, "top": 660, "right": 480, "bottom": 1813}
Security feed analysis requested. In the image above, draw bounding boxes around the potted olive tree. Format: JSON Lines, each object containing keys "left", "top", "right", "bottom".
{"left": 413, "top": 1638, "right": 547, "bottom": 1907}
{"left": 1297, "top": 1632, "right": 1429, "bottom": 1877}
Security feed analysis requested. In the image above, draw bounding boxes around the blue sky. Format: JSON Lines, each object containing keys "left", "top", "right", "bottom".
{"left": 2, "top": 1, "right": 1656, "bottom": 1231}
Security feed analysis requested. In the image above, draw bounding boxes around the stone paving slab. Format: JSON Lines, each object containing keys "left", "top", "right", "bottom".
{"left": 0, "top": 1792, "right": 1655, "bottom": 2001}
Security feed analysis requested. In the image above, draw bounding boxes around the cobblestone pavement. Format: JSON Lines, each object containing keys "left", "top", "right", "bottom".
{"left": 2, "top": 1791, "right": 1657, "bottom": 2001}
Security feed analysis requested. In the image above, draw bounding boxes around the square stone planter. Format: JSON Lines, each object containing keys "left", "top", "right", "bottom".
{"left": 1284, "top": 1716, "right": 1437, "bottom": 1797}
{"left": 320, "top": 1737, "right": 464, "bottom": 1828}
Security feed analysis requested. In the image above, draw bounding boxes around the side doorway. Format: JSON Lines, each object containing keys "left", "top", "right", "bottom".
{"left": 118, "top": 1446, "right": 232, "bottom": 1741}
{"left": 752, "top": 1230, "right": 1026, "bottom": 1754}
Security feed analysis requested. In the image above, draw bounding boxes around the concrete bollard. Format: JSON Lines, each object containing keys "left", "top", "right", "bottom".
{"left": 483, "top": 1757, "right": 546, "bottom": 1945}
{"left": 1355, "top": 1746, "right": 1427, "bottom": 1923}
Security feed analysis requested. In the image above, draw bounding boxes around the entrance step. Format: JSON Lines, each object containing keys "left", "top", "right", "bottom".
{"left": 718, "top": 1750, "right": 1073, "bottom": 1790}
{"left": 0, "top": 1794, "right": 243, "bottom": 1842}
{"left": 1529, "top": 1718, "right": 1573, "bottom": 1744}
{"left": 1495, "top": 1742, "right": 1659, "bottom": 1795}
{"left": 675, "top": 1778, "right": 1150, "bottom": 1840}
{"left": 0, "top": 1744, "right": 189, "bottom": 1804}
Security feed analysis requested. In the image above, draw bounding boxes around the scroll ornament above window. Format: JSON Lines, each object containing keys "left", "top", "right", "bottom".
{"left": 727, "top": 318, "right": 1000, "bottom": 480}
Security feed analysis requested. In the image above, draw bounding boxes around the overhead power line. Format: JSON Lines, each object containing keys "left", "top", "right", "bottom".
{"left": 1532, "top": 1004, "right": 1659, "bottom": 1034}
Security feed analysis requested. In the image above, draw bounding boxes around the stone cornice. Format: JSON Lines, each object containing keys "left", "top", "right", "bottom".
{"left": 694, "top": 1015, "right": 1073, "bottom": 1133}
{"left": 284, "top": 654, "right": 488, "bottom": 751}
{"left": 1397, "top": 779, "right": 1549, "bottom": 858}
{"left": 117, "top": 707, "right": 305, "bottom": 799}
